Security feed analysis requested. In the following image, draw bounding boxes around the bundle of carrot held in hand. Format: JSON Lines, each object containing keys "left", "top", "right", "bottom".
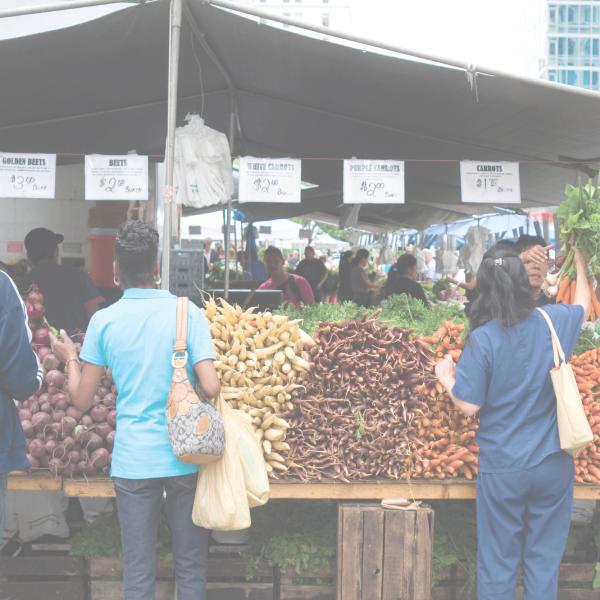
{"left": 554, "top": 181, "right": 600, "bottom": 320}
{"left": 570, "top": 349, "right": 600, "bottom": 484}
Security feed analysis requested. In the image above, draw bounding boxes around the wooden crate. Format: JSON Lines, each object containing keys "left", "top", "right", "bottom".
{"left": 279, "top": 565, "right": 335, "bottom": 600}
{"left": 0, "top": 555, "right": 86, "bottom": 600}
{"left": 337, "top": 503, "right": 435, "bottom": 600}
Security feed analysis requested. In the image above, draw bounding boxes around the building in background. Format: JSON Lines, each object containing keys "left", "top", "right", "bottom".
{"left": 546, "top": 1, "right": 600, "bottom": 89}
{"left": 238, "top": 0, "right": 352, "bottom": 31}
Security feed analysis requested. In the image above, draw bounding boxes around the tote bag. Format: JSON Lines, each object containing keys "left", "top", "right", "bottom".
{"left": 537, "top": 308, "right": 593, "bottom": 456}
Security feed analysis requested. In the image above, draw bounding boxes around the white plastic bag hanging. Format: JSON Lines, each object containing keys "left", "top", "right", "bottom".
{"left": 173, "top": 114, "right": 234, "bottom": 209}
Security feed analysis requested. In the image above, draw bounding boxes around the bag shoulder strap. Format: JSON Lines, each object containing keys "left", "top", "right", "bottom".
{"left": 536, "top": 307, "right": 566, "bottom": 367}
{"left": 174, "top": 296, "right": 189, "bottom": 353}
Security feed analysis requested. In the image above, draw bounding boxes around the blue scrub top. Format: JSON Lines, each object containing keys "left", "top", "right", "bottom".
{"left": 453, "top": 304, "right": 584, "bottom": 473}
{"left": 80, "top": 289, "right": 215, "bottom": 479}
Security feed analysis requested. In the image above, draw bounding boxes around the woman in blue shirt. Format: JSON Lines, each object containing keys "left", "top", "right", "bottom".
{"left": 52, "top": 221, "right": 220, "bottom": 600}
{"left": 436, "top": 243, "right": 590, "bottom": 600}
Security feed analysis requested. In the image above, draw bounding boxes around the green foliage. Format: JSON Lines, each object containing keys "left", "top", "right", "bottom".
{"left": 431, "top": 502, "right": 477, "bottom": 594}
{"left": 242, "top": 501, "right": 336, "bottom": 581}
{"left": 70, "top": 511, "right": 172, "bottom": 560}
{"left": 379, "top": 294, "right": 468, "bottom": 337}
{"left": 558, "top": 181, "right": 600, "bottom": 275}
{"left": 574, "top": 322, "right": 600, "bottom": 356}
{"left": 277, "top": 302, "right": 367, "bottom": 334}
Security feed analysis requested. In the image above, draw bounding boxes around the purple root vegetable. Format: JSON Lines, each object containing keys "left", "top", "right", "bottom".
{"left": 32, "top": 412, "right": 51, "bottom": 431}
{"left": 94, "top": 422, "right": 112, "bottom": 440}
{"left": 26, "top": 454, "right": 40, "bottom": 469}
{"left": 66, "top": 406, "right": 84, "bottom": 421}
{"left": 61, "top": 416, "right": 77, "bottom": 435}
{"left": 28, "top": 438, "right": 45, "bottom": 458}
{"left": 81, "top": 415, "right": 93, "bottom": 428}
{"left": 52, "top": 410, "right": 66, "bottom": 423}
{"left": 21, "top": 420, "right": 33, "bottom": 437}
{"left": 42, "top": 354, "right": 61, "bottom": 372}
{"left": 90, "top": 405, "right": 108, "bottom": 424}
{"left": 48, "top": 458, "right": 64, "bottom": 477}
{"left": 106, "top": 430, "right": 115, "bottom": 450}
{"left": 39, "top": 402, "right": 52, "bottom": 414}
{"left": 19, "top": 408, "right": 32, "bottom": 422}
{"left": 107, "top": 410, "right": 117, "bottom": 429}
{"left": 52, "top": 393, "right": 70, "bottom": 411}
{"left": 89, "top": 448, "right": 110, "bottom": 470}
{"left": 86, "top": 432, "right": 104, "bottom": 452}
{"left": 45, "top": 439, "right": 58, "bottom": 455}
{"left": 45, "top": 370, "right": 65, "bottom": 389}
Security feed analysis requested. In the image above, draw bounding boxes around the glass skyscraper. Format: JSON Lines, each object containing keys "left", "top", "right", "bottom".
{"left": 547, "top": 1, "right": 600, "bottom": 89}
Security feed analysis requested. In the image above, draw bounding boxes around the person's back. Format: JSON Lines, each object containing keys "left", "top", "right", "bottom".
{"left": 82, "top": 290, "right": 214, "bottom": 478}
{"left": 464, "top": 303, "right": 582, "bottom": 473}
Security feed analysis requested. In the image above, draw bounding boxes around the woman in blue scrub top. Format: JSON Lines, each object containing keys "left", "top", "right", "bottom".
{"left": 436, "top": 243, "right": 590, "bottom": 600}
{"left": 51, "top": 221, "right": 220, "bottom": 600}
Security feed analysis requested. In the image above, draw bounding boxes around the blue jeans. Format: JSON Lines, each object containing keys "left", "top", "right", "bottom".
{"left": 113, "top": 473, "right": 209, "bottom": 600}
{"left": 0, "top": 473, "right": 6, "bottom": 538}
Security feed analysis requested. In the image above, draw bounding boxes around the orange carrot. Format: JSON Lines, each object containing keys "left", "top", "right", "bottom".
{"left": 591, "top": 288, "right": 600, "bottom": 321}
{"left": 570, "top": 281, "right": 577, "bottom": 304}
{"left": 557, "top": 276, "right": 571, "bottom": 303}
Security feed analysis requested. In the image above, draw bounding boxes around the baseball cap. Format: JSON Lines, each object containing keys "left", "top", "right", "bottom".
{"left": 24, "top": 228, "right": 64, "bottom": 262}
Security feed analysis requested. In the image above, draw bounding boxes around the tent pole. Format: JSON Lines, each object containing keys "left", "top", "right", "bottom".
{"left": 161, "top": 0, "right": 183, "bottom": 291}
{"left": 224, "top": 107, "right": 236, "bottom": 299}
{"left": 0, "top": 0, "right": 141, "bottom": 18}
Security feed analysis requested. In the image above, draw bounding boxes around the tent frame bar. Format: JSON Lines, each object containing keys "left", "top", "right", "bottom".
{"left": 0, "top": 0, "right": 144, "bottom": 19}
{"left": 207, "top": 0, "right": 600, "bottom": 101}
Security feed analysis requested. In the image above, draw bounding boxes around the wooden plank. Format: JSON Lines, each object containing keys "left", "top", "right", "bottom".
{"left": 280, "top": 584, "right": 335, "bottom": 599}
{"left": 7, "top": 471, "right": 61, "bottom": 491}
{"left": 382, "top": 510, "right": 405, "bottom": 600}
{"left": 558, "top": 563, "right": 597, "bottom": 582}
{"left": 0, "top": 581, "right": 84, "bottom": 600}
{"left": 0, "top": 556, "right": 84, "bottom": 577}
{"left": 64, "top": 477, "right": 115, "bottom": 497}
{"left": 402, "top": 511, "right": 416, "bottom": 599}
{"left": 557, "top": 591, "right": 600, "bottom": 600}
{"left": 90, "top": 580, "right": 174, "bottom": 600}
{"left": 361, "top": 508, "right": 384, "bottom": 600}
{"left": 337, "top": 504, "right": 362, "bottom": 600}
{"left": 89, "top": 557, "right": 173, "bottom": 579}
{"left": 414, "top": 509, "right": 434, "bottom": 600}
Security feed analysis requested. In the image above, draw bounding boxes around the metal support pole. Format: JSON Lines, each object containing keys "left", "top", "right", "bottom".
{"left": 223, "top": 106, "right": 236, "bottom": 299}
{"left": 0, "top": 0, "right": 142, "bottom": 19}
{"left": 161, "top": 0, "right": 183, "bottom": 291}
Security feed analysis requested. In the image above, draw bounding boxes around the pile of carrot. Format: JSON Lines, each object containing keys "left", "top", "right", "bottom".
{"left": 421, "top": 321, "right": 465, "bottom": 360}
{"left": 570, "top": 349, "right": 600, "bottom": 484}
{"left": 555, "top": 276, "right": 600, "bottom": 321}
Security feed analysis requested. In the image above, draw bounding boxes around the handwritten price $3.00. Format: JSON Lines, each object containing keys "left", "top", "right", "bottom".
{"left": 10, "top": 175, "right": 48, "bottom": 192}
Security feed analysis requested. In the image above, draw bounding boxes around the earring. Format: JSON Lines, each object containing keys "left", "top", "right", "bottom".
{"left": 154, "top": 275, "right": 162, "bottom": 286}
{"left": 113, "top": 275, "right": 120, "bottom": 287}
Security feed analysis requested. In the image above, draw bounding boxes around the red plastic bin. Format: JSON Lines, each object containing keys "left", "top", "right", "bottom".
{"left": 88, "top": 229, "right": 117, "bottom": 289}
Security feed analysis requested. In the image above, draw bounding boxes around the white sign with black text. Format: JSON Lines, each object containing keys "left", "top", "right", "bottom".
{"left": 460, "top": 161, "right": 521, "bottom": 204}
{"left": 0, "top": 152, "right": 56, "bottom": 199}
{"left": 85, "top": 154, "right": 148, "bottom": 201}
{"left": 343, "top": 160, "right": 405, "bottom": 204}
{"left": 238, "top": 157, "right": 301, "bottom": 203}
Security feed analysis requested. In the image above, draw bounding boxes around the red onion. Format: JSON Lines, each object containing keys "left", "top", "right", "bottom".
{"left": 40, "top": 402, "right": 52, "bottom": 414}
{"left": 28, "top": 399, "right": 40, "bottom": 414}
{"left": 52, "top": 410, "right": 66, "bottom": 423}
{"left": 62, "top": 436, "right": 75, "bottom": 451}
{"left": 45, "top": 370, "right": 65, "bottom": 389}
{"left": 44, "top": 439, "right": 58, "bottom": 455}
{"left": 97, "top": 387, "right": 110, "bottom": 399}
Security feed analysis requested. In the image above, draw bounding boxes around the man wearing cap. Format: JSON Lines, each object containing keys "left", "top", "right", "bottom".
{"left": 20, "top": 228, "right": 104, "bottom": 336}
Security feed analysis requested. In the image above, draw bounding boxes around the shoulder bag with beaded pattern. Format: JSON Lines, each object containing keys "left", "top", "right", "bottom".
{"left": 167, "top": 297, "right": 225, "bottom": 464}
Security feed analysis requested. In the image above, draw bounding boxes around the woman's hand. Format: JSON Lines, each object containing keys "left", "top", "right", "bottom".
{"left": 435, "top": 355, "right": 456, "bottom": 391}
{"left": 50, "top": 330, "right": 78, "bottom": 363}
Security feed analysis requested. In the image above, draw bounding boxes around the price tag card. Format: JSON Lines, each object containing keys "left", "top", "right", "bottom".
{"left": 460, "top": 161, "right": 521, "bottom": 204}
{"left": 0, "top": 153, "right": 56, "bottom": 198}
{"left": 343, "top": 160, "right": 405, "bottom": 204}
{"left": 238, "top": 157, "right": 301, "bottom": 203}
{"left": 85, "top": 154, "right": 148, "bottom": 201}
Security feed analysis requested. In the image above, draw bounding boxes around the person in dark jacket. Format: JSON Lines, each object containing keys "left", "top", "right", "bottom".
{"left": 0, "top": 271, "right": 43, "bottom": 534}
{"left": 295, "top": 246, "right": 328, "bottom": 302}
{"left": 384, "top": 253, "right": 430, "bottom": 306}
{"left": 337, "top": 250, "right": 354, "bottom": 302}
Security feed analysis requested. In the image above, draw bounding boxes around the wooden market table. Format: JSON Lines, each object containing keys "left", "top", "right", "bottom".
{"left": 8, "top": 472, "right": 600, "bottom": 500}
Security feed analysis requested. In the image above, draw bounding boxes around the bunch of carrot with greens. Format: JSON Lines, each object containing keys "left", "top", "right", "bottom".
{"left": 555, "top": 181, "right": 600, "bottom": 320}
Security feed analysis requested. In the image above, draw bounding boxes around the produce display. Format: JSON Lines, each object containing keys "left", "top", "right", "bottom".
{"left": 21, "top": 286, "right": 115, "bottom": 477}
{"left": 203, "top": 297, "right": 311, "bottom": 477}
{"left": 553, "top": 182, "right": 600, "bottom": 319}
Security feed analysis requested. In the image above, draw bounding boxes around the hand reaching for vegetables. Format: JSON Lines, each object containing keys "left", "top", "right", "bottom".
{"left": 50, "top": 330, "right": 78, "bottom": 364}
{"left": 520, "top": 245, "right": 552, "bottom": 267}
{"left": 435, "top": 355, "right": 456, "bottom": 392}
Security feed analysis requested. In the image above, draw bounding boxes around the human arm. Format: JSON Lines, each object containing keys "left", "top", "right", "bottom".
{"left": 50, "top": 330, "right": 103, "bottom": 412}
{"left": 0, "top": 274, "right": 43, "bottom": 400}
{"left": 573, "top": 247, "right": 591, "bottom": 318}
{"left": 194, "top": 360, "right": 220, "bottom": 400}
{"left": 189, "top": 305, "right": 220, "bottom": 399}
{"left": 435, "top": 356, "right": 481, "bottom": 417}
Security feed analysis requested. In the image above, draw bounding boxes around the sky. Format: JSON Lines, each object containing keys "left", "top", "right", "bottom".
{"left": 0, "top": 0, "right": 548, "bottom": 78}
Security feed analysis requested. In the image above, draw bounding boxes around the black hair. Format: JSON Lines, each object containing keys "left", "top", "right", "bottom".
{"left": 352, "top": 248, "right": 370, "bottom": 266}
{"left": 264, "top": 246, "right": 284, "bottom": 261}
{"left": 514, "top": 235, "right": 546, "bottom": 254}
{"left": 305, "top": 246, "right": 315, "bottom": 255}
{"left": 469, "top": 243, "right": 535, "bottom": 331}
{"left": 115, "top": 220, "right": 159, "bottom": 289}
{"left": 394, "top": 253, "right": 417, "bottom": 275}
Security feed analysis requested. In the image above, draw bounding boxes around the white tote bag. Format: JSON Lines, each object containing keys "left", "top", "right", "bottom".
{"left": 537, "top": 308, "right": 593, "bottom": 456}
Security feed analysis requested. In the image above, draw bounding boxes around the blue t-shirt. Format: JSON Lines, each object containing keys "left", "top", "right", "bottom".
{"left": 80, "top": 289, "right": 215, "bottom": 479}
{"left": 453, "top": 304, "right": 584, "bottom": 473}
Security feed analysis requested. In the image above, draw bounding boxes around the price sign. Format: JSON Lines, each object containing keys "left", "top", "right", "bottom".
{"left": 238, "top": 157, "right": 301, "bottom": 203}
{"left": 0, "top": 153, "right": 56, "bottom": 199}
{"left": 460, "top": 161, "right": 521, "bottom": 204}
{"left": 343, "top": 160, "right": 405, "bottom": 204}
{"left": 85, "top": 154, "right": 148, "bottom": 201}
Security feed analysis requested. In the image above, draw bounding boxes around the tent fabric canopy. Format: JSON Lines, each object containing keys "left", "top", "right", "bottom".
{"left": 0, "top": 0, "right": 597, "bottom": 229}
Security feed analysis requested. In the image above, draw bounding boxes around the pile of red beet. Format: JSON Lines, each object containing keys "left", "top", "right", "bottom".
{"left": 22, "top": 286, "right": 115, "bottom": 478}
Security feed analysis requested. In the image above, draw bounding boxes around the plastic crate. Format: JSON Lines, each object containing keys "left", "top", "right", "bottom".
{"left": 169, "top": 250, "right": 205, "bottom": 297}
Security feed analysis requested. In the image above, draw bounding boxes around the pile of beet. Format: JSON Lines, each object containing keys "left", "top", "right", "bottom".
{"left": 22, "top": 286, "right": 115, "bottom": 478}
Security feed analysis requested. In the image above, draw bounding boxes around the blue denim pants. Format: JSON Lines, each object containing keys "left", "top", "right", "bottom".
{"left": 113, "top": 473, "right": 209, "bottom": 600}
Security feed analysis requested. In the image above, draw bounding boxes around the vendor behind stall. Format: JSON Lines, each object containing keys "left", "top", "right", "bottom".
{"left": 20, "top": 228, "right": 104, "bottom": 335}
{"left": 384, "top": 253, "right": 430, "bottom": 306}
{"left": 259, "top": 246, "right": 314, "bottom": 308}
{"left": 295, "top": 246, "right": 328, "bottom": 302}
